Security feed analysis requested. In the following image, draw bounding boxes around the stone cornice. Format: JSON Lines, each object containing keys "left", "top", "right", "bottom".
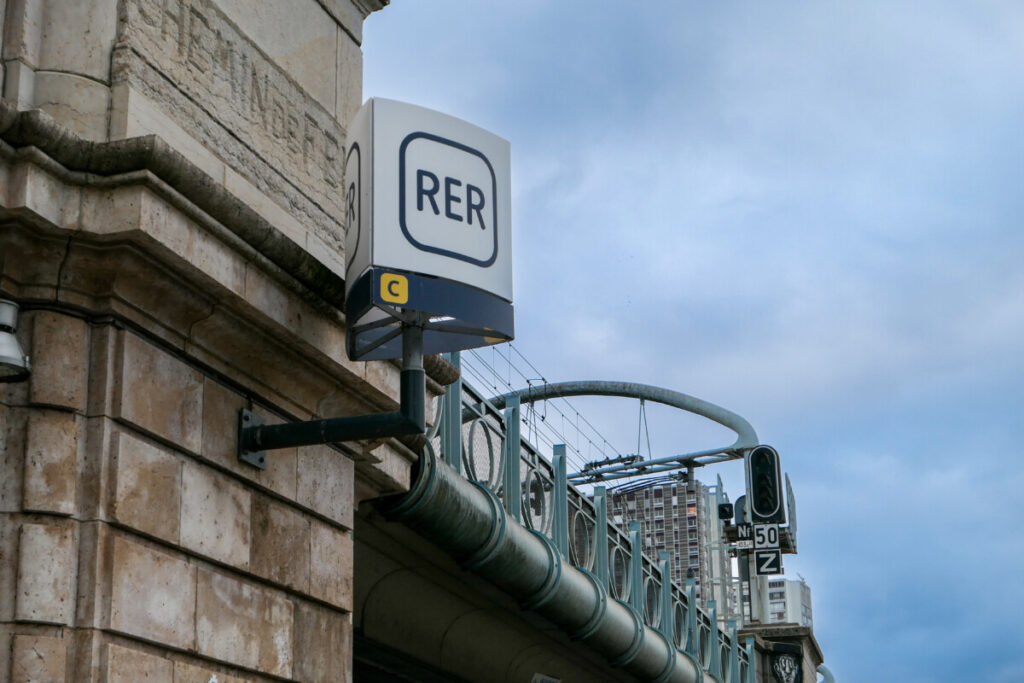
{"left": 0, "top": 101, "right": 457, "bottom": 390}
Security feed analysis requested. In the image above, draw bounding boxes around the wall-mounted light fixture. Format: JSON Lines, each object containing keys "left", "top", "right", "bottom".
{"left": 0, "top": 299, "right": 31, "bottom": 383}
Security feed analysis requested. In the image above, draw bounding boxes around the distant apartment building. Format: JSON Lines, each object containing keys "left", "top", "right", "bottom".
{"left": 765, "top": 577, "right": 814, "bottom": 627}
{"left": 606, "top": 476, "right": 735, "bottom": 620}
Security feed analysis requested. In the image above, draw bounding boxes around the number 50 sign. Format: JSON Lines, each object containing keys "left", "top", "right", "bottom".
{"left": 754, "top": 523, "right": 780, "bottom": 549}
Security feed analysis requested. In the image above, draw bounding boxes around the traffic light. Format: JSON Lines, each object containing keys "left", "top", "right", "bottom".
{"left": 746, "top": 445, "right": 785, "bottom": 523}
{"left": 718, "top": 503, "right": 734, "bottom": 522}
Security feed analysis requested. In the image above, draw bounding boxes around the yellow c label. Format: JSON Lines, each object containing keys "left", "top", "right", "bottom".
{"left": 380, "top": 273, "right": 409, "bottom": 304}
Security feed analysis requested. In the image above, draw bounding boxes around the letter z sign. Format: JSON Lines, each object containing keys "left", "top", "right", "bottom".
{"left": 399, "top": 132, "right": 498, "bottom": 267}
{"left": 754, "top": 549, "right": 782, "bottom": 576}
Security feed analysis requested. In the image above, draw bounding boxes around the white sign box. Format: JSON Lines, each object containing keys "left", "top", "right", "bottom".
{"left": 344, "top": 98, "right": 514, "bottom": 360}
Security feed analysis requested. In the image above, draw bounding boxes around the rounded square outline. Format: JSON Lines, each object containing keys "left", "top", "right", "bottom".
{"left": 380, "top": 272, "right": 409, "bottom": 304}
{"left": 398, "top": 131, "right": 499, "bottom": 267}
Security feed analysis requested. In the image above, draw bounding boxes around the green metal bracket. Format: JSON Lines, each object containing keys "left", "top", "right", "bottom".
{"left": 745, "top": 636, "right": 756, "bottom": 683}
{"left": 594, "top": 487, "right": 609, "bottom": 590}
{"left": 629, "top": 522, "right": 643, "bottom": 613}
{"left": 503, "top": 395, "right": 521, "bottom": 522}
{"left": 442, "top": 351, "right": 462, "bottom": 473}
{"left": 708, "top": 600, "right": 721, "bottom": 679}
{"left": 729, "top": 621, "right": 741, "bottom": 683}
{"left": 686, "top": 579, "right": 699, "bottom": 658}
{"left": 658, "top": 552, "right": 673, "bottom": 644}
{"left": 552, "top": 445, "right": 569, "bottom": 557}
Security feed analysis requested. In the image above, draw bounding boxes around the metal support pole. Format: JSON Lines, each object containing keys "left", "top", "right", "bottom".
{"left": 442, "top": 351, "right": 462, "bottom": 473}
{"left": 503, "top": 395, "right": 521, "bottom": 522}
{"left": 553, "top": 445, "right": 569, "bottom": 558}
{"left": 745, "top": 637, "right": 756, "bottom": 683}
{"left": 238, "top": 324, "right": 425, "bottom": 469}
{"left": 729, "top": 622, "right": 740, "bottom": 683}
{"left": 709, "top": 601, "right": 721, "bottom": 680}
{"left": 738, "top": 549, "right": 753, "bottom": 624}
{"left": 594, "top": 486, "right": 609, "bottom": 590}
{"left": 748, "top": 558, "right": 766, "bottom": 624}
{"left": 629, "top": 521, "right": 643, "bottom": 613}
{"left": 659, "top": 552, "right": 673, "bottom": 643}
{"left": 686, "top": 578, "right": 699, "bottom": 658}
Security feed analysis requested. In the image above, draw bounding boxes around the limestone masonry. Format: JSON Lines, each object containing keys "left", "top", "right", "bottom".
{"left": 0, "top": 1, "right": 399, "bottom": 681}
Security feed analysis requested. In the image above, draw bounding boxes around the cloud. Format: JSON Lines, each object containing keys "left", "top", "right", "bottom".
{"left": 363, "top": 2, "right": 1024, "bottom": 679}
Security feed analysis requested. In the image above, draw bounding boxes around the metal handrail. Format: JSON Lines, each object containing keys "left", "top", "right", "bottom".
{"left": 436, "top": 371, "right": 756, "bottom": 681}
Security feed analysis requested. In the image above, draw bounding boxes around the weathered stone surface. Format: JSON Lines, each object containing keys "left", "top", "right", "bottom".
{"left": 180, "top": 461, "right": 250, "bottom": 569}
{"left": 2, "top": 59, "right": 37, "bottom": 109}
{"left": 186, "top": 308, "right": 339, "bottom": 420}
{"left": 113, "top": 332, "right": 204, "bottom": 453}
{"left": 109, "top": 536, "right": 196, "bottom": 649}
{"left": 305, "top": 231, "right": 346, "bottom": 279}
{"left": 11, "top": 633, "right": 67, "bottom": 682}
{"left": 108, "top": 85, "right": 226, "bottom": 182}
{"left": 56, "top": 239, "right": 217, "bottom": 353}
{"left": 22, "top": 408, "right": 79, "bottom": 515}
{"left": 250, "top": 495, "right": 309, "bottom": 592}
{"left": 0, "top": 229, "right": 66, "bottom": 309}
{"left": 37, "top": 0, "right": 118, "bottom": 81}
{"left": 3, "top": 0, "right": 44, "bottom": 67}
{"left": 134, "top": 189, "right": 248, "bottom": 299}
{"left": 310, "top": 519, "right": 352, "bottom": 611}
{"left": 0, "top": 514, "right": 19, "bottom": 621}
{"left": 242, "top": 265, "right": 314, "bottom": 336}
{"left": 0, "top": 405, "right": 26, "bottom": 513}
{"left": 173, "top": 660, "right": 248, "bottom": 683}
{"left": 106, "top": 643, "right": 173, "bottom": 683}
{"left": 320, "top": 0, "right": 370, "bottom": 43}
{"left": 214, "top": 0, "right": 338, "bottom": 112}
{"left": 223, "top": 166, "right": 306, "bottom": 245}
{"left": 112, "top": 430, "right": 182, "bottom": 542}
{"left": 336, "top": 32, "right": 363, "bottom": 125}
{"left": 200, "top": 378, "right": 297, "bottom": 499}
{"left": 15, "top": 522, "right": 76, "bottom": 623}
{"left": 78, "top": 184, "right": 144, "bottom": 237}
{"left": 116, "top": 0, "right": 347, "bottom": 223}
{"left": 28, "top": 311, "right": 89, "bottom": 411}
{"left": 293, "top": 601, "right": 352, "bottom": 683}
{"left": 33, "top": 71, "right": 110, "bottom": 141}
{"left": 296, "top": 445, "right": 354, "bottom": 528}
{"left": 6, "top": 160, "right": 81, "bottom": 233}
{"left": 196, "top": 569, "right": 293, "bottom": 677}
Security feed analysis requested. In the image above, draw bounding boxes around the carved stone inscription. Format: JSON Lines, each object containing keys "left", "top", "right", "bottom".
{"left": 120, "top": 0, "right": 345, "bottom": 217}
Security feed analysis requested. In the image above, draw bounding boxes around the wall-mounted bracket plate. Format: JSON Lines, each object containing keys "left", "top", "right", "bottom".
{"left": 238, "top": 409, "right": 267, "bottom": 470}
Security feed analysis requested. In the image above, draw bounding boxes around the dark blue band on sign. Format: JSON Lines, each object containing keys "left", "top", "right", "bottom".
{"left": 345, "top": 268, "right": 514, "bottom": 361}
{"left": 398, "top": 131, "right": 499, "bottom": 267}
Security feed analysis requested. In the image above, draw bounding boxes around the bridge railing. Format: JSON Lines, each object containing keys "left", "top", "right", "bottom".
{"left": 429, "top": 372, "right": 755, "bottom": 683}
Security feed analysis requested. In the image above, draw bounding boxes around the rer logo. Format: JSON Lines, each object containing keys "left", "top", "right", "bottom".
{"left": 379, "top": 272, "right": 409, "bottom": 305}
{"left": 398, "top": 132, "right": 498, "bottom": 267}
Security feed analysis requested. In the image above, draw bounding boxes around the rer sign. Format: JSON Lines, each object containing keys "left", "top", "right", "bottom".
{"left": 343, "top": 98, "right": 514, "bottom": 361}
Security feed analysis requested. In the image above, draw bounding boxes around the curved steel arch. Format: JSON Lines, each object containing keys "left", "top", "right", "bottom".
{"left": 486, "top": 381, "right": 759, "bottom": 481}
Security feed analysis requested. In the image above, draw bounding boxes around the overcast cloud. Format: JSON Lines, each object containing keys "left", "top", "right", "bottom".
{"left": 365, "top": 2, "right": 1024, "bottom": 679}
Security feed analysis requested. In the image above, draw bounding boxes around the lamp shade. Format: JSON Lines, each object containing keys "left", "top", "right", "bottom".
{"left": 0, "top": 300, "right": 31, "bottom": 383}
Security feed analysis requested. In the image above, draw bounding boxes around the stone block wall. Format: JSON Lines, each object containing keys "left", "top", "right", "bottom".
{"left": 0, "top": 0, "right": 408, "bottom": 680}
{"left": 1, "top": 308, "right": 363, "bottom": 681}
{"left": 1, "top": 0, "right": 385, "bottom": 287}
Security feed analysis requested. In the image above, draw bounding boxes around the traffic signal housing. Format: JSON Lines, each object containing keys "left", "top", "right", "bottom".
{"left": 745, "top": 445, "right": 785, "bottom": 524}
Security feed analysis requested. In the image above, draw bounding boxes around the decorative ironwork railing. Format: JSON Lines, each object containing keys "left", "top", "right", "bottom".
{"left": 428, "top": 370, "right": 756, "bottom": 683}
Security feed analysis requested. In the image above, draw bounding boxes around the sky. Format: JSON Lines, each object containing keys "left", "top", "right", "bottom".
{"left": 363, "top": 3, "right": 1024, "bottom": 681}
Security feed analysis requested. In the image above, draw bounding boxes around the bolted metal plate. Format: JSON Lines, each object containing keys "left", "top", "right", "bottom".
{"left": 238, "top": 408, "right": 267, "bottom": 470}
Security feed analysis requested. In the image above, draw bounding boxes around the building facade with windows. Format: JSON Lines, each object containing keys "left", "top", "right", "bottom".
{"left": 766, "top": 578, "right": 814, "bottom": 627}
{"left": 607, "top": 476, "right": 736, "bottom": 620}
